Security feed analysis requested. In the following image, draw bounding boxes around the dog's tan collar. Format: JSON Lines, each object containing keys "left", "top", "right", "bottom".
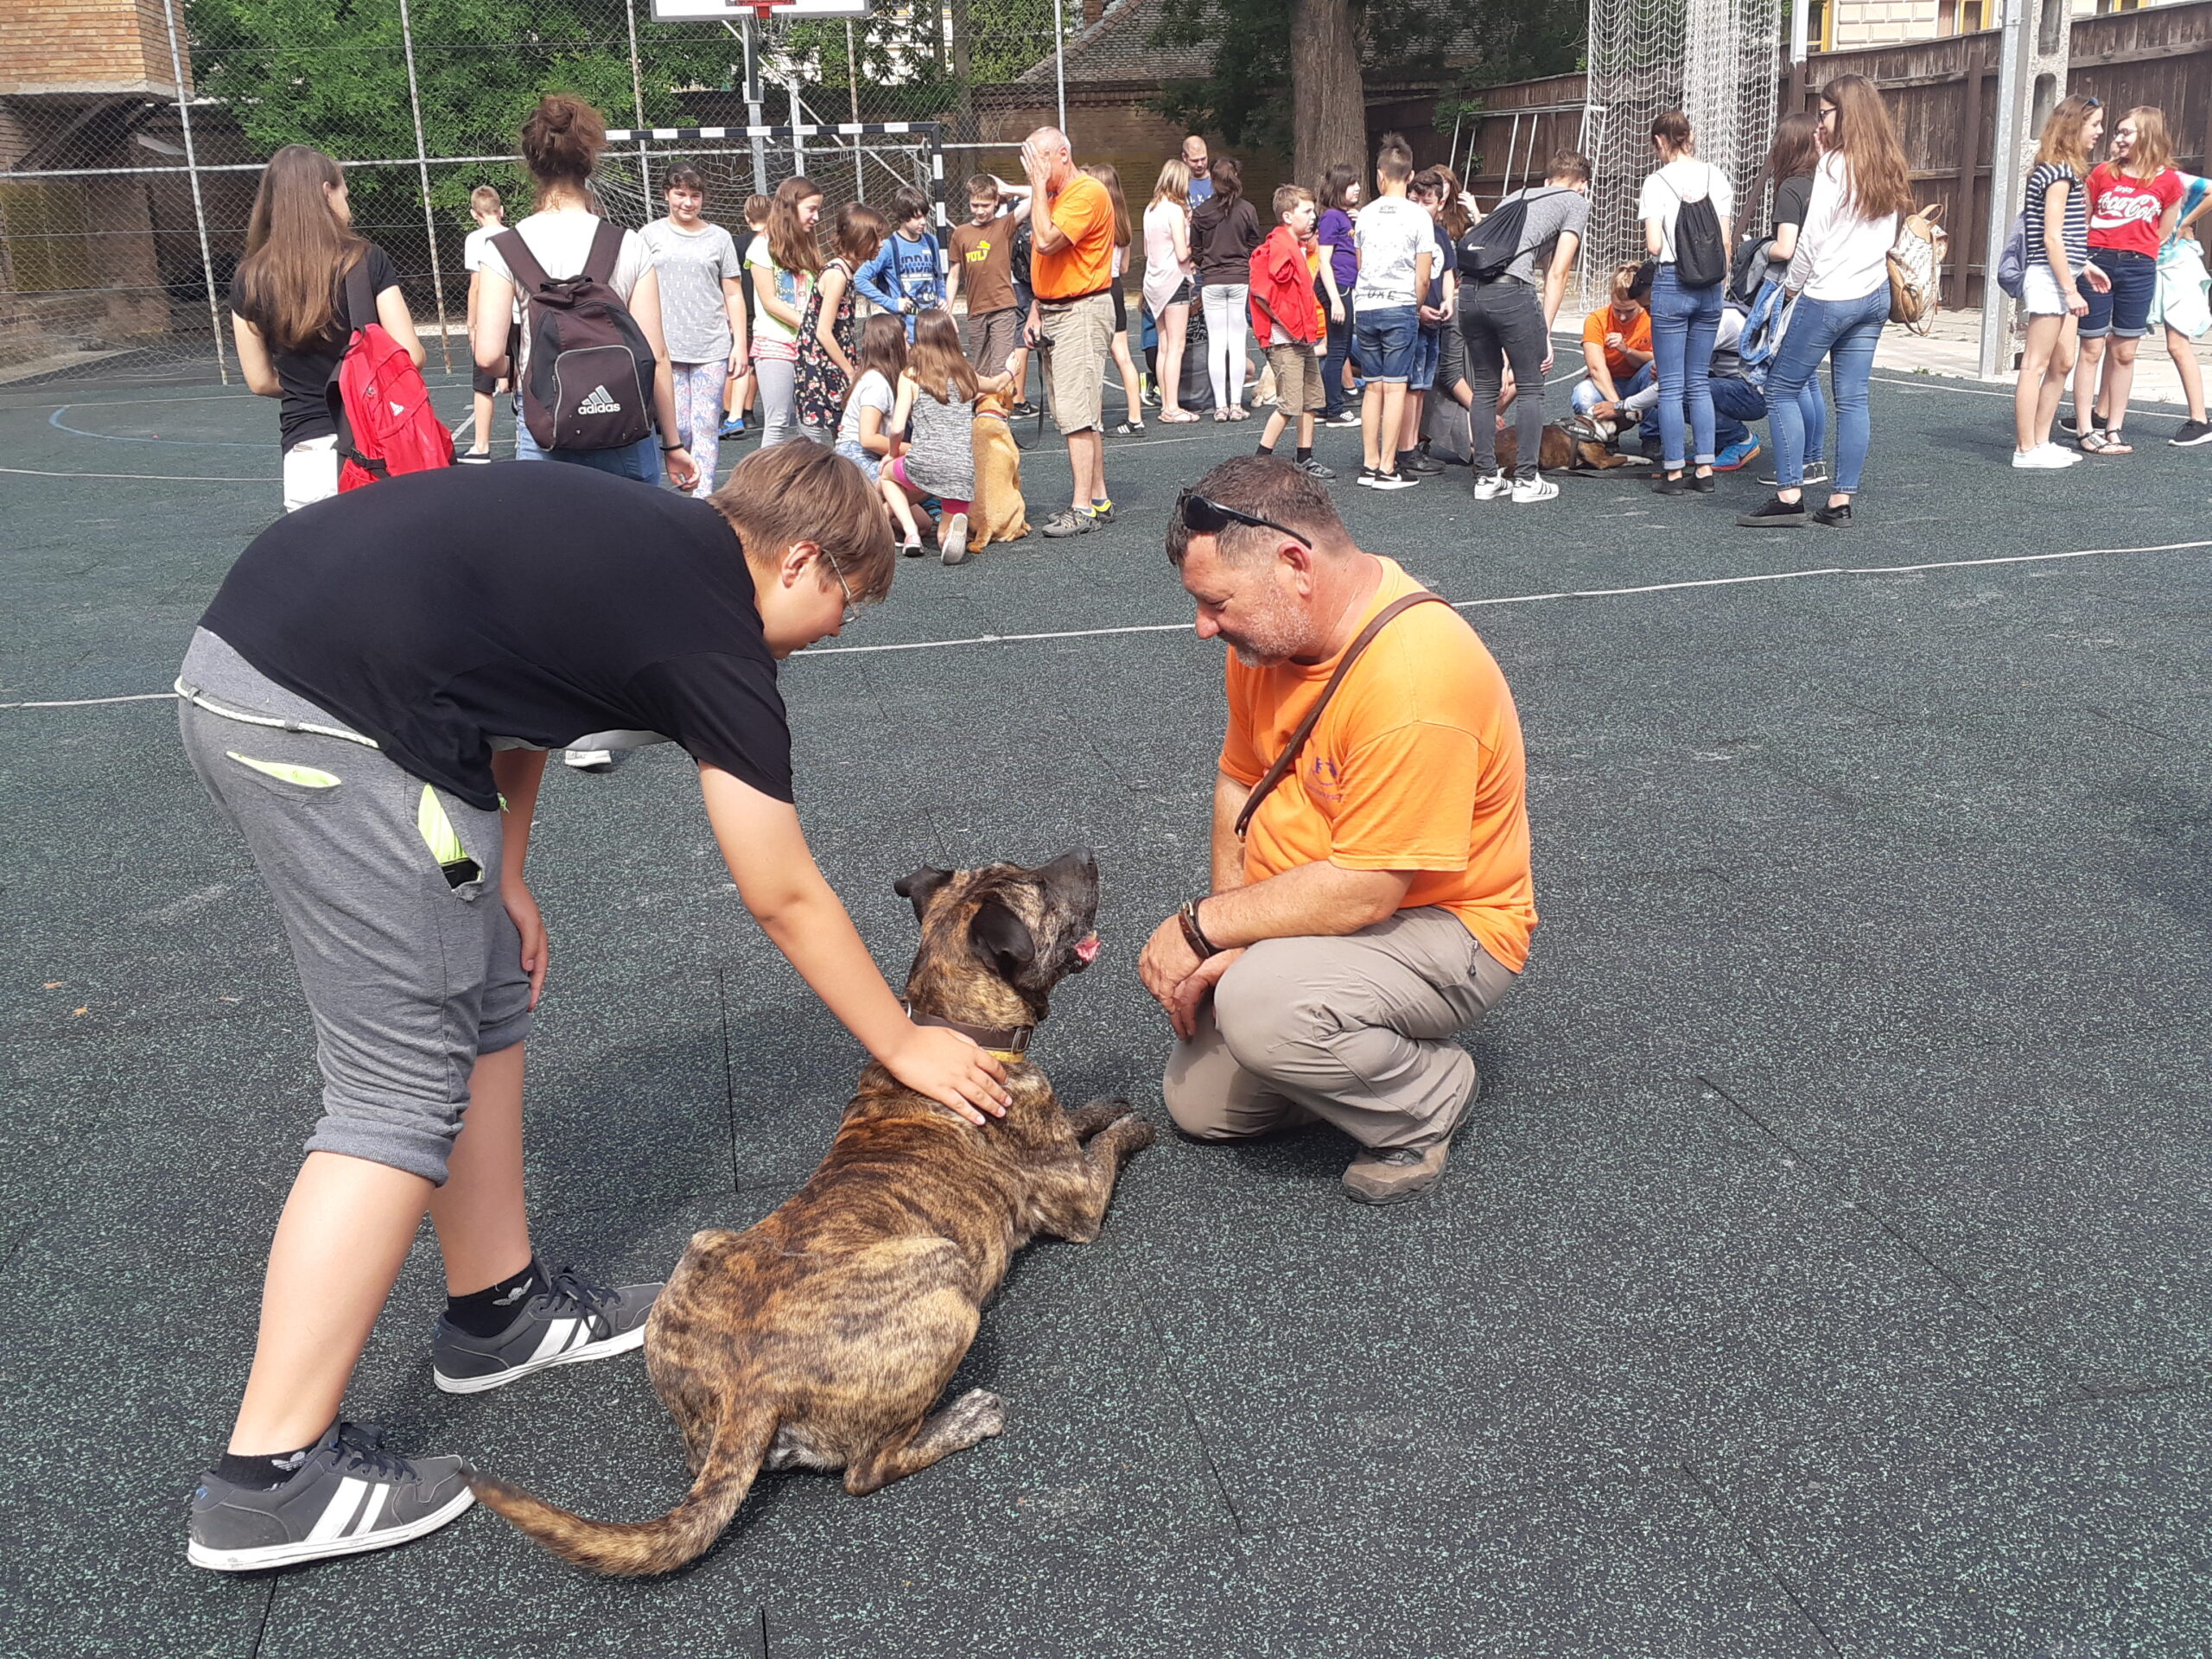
{"left": 908, "top": 1009, "right": 1034, "bottom": 1064}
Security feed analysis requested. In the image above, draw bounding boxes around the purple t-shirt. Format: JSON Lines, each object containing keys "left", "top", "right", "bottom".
{"left": 1317, "top": 207, "right": 1357, "bottom": 293}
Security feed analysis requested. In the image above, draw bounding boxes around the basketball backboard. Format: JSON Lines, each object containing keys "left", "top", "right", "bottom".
{"left": 648, "top": 0, "right": 870, "bottom": 18}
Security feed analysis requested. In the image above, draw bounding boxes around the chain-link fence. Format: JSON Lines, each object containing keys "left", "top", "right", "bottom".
{"left": 0, "top": 0, "right": 1071, "bottom": 384}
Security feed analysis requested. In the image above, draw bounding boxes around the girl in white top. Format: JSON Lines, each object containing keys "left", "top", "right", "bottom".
{"left": 1142, "top": 158, "right": 1199, "bottom": 422}
{"left": 1739, "top": 73, "right": 1911, "bottom": 530}
{"left": 470, "top": 95, "right": 696, "bottom": 491}
{"left": 1637, "top": 111, "right": 1735, "bottom": 487}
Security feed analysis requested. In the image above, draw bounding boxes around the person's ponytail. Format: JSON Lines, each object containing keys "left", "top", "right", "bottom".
{"left": 519, "top": 95, "right": 607, "bottom": 207}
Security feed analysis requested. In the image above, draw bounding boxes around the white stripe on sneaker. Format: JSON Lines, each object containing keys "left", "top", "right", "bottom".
{"left": 527, "top": 1317, "right": 578, "bottom": 1364}
{"left": 305, "top": 1477, "right": 368, "bottom": 1542}
{"left": 347, "top": 1483, "right": 390, "bottom": 1537}
{"left": 563, "top": 1319, "right": 596, "bottom": 1354}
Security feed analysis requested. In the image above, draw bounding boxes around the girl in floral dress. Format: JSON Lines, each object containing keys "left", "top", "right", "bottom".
{"left": 797, "top": 203, "right": 886, "bottom": 442}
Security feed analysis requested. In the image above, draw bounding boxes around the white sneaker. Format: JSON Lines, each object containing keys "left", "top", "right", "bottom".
{"left": 1470, "top": 469, "right": 1510, "bottom": 501}
{"left": 2012, "top": 444, "right": 2080, "bottom": 469}
{"left": 1510, "top": 474, "right": 1560, "bottom": 504}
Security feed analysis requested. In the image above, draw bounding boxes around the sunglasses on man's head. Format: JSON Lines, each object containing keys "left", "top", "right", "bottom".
{"left": 1176, "top": 489, "right": 1309, "bottom": 547}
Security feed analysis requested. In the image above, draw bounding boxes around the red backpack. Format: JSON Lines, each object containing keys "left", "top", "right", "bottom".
{"left": 327, "top": 256, "right": 454, "bottom": 492}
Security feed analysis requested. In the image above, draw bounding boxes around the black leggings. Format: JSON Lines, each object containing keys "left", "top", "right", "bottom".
{"left": 1461, "top": 279, "right": 1548, "bottom": 479}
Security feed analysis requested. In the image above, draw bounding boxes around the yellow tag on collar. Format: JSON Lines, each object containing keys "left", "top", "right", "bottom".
{"left": 983, "top": 1048, "right": 1029, "bottom": 1065}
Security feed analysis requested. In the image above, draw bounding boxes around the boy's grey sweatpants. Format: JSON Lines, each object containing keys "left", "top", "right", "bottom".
{"left": 1162, "top": 907, "right": 1518, "bottom": 1152}
{"left": 176, "top": 629, "right": 532, "bottom": 1185}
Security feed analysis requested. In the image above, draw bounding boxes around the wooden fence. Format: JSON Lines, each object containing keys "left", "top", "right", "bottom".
{"left": 1377, "top": 0, "right": 2210, "bottom": 308}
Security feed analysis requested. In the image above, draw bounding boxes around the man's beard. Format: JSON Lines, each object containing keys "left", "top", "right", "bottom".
{"left": 1219, "top": 584, "right": 1312, "bottom": 667}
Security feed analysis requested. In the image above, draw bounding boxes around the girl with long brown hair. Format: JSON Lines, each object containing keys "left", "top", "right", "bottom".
{"left": 1315, "top": 161, "right": 1362, "bottom": 423}
{"left": 1142, "top": 157, "right": 1199, "bottom": 421}
{"left": 2075, "top": 105, "right": 2187, "bottom": 454}
{"left": 1192, "top": 156, "right": 1262, "bottom": 416}
{"left": 470, "top": 94, "right": 698, "bottom": 493}
{"left": 747, "top": 174, "right": 827, "bottom": 447}
{"left": 1082, "top": 162, "right": 1147, "bottom": 433}
{"left": 1759, "top": 110, "right": 1830, "bottom": 482}
{"left": 796, "top": 201, "right": 887, "bottom": 444}
{"left": 886, "top": 307, "right": 1010, "bottom": 565}
{"left": 231, "top": 144, "right": 425, "bottom": 512}
{"left": 2012, "top": 94, "right": 2106, "bottom": 465}
{"left": 1738, "top": 74, "right": 1908, "bottom": 530}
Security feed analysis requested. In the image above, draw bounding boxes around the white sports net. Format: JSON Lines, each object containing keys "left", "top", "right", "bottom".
{"left": 1582, "top": 0, "right": 1784, "bottom": 290}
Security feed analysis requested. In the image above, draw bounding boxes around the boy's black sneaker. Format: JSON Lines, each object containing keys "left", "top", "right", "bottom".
{"left": 1737, "top": 495, "right": 1809, "bottom": 528}
{"left": 2171, "top": 420, "right": 2212, "bottom": 447}
{"left": 1295, "top": 458, "right": 1337, "bottom": 481}
{"left": 432, "top": 1262, "right": 660, "bottom": 1395}
{"left": 188, "top": 1421, "right": 472, "bottom": 1572}
{"left": 1402, "top": 452, "right": 1444, "bottom": 476}
{"left": 1326, "top": 409, "right": 1363, "bottom": 428}
{"left": 1812, "top": 501, "right": 1853, "bottom": 527}
{"left": 1356, "top": 466, "right": 1380, "bottom": 487}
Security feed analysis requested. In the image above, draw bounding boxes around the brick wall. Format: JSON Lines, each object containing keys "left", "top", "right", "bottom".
{"left": 0, "top": 0, "right": 186, "bottom": 96}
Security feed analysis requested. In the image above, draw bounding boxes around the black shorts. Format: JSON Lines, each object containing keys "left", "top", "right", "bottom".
{"left": 471, "top": 363, "right": 504, "bottom": 397}
{"left": 1112, "top": 283, "right": 1128, "bottom": 334}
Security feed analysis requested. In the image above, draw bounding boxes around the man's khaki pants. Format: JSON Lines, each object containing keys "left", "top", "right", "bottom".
{"left": 1163, "top": 907, "right": 1518, "bottom": 1152}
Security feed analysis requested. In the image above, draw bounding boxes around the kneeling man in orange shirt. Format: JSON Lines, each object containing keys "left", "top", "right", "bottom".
{"left": 1139, "top": 456, "right": 1536, "bottom": 1205}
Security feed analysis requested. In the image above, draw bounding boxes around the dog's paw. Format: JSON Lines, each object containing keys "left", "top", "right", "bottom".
{"left": 945, "top": 1388, "right": 1007, "bottom": 1441}
{"left": 1112, "top": 1115, "right": 1158, "bottom": 1153}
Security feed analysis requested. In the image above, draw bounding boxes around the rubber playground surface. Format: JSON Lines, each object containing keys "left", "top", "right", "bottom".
{"left": 3, "top": 358, "right": 2209, "bottom": 1657}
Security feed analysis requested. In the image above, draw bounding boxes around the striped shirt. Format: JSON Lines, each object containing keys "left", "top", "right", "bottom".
{"left": 2023, "top": 162, "right": 2088, "bottom": 274}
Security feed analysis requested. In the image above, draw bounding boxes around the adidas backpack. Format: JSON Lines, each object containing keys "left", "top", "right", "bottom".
{"left": 494, "top": 220, "right": 657, "bottom": 453}
{"left": 1887, "top": 201, "right": 1948, "bottom": 334}
{"left": 327, "top": 256, "right": 454, "bottom": 492}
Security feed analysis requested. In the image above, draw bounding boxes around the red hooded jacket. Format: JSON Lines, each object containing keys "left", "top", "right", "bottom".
{"left": 1248, "top": 226, "right": 1323, "bottom": 345}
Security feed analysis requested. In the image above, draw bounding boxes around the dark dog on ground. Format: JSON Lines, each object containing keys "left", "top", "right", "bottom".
{"left": 470, "top": 851, "right": 1154, "bottom": 1576}
{"left": 1494, "top": 420, "right": 1640, "bottom": 474}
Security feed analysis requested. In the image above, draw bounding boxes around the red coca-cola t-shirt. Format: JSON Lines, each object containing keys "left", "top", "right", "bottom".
{"left": 2084, "top": 163, "right": 2183, "bottom": 259}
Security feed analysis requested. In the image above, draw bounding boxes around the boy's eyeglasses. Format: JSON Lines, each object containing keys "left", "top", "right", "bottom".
{"left": 1176, "top": 489, "right": 1310, "bottom": 548}
{"left": 826, "top": 556, "right": 861, "bottom": 625}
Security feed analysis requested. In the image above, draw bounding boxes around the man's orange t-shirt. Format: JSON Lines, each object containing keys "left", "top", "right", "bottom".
{"left": 1218, "top": 556, "right": 1536, "bottom": 970}
{"left": 1580, "top": 303, "right": 1652, "bottom": 381}
{"left": 1033, "top": 172, "right": 1115, "bottom": 301}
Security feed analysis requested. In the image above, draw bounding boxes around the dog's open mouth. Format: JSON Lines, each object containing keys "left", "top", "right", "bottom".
{"left": 1072, "top": 933, "right": 1100, "bottom": 969}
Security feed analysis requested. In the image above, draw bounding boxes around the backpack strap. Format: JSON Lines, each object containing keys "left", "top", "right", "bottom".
{"left": 582, "top": 218, "right": 626, "bottom": 287}
{"left": 340, "top": 251, "right": 379, "bottom": 338}
{"left": 492, "top": 227, "right": 554, "bottom": 296}
{"left": 1234, "top": 592, "right": 1452, "bottom": 841}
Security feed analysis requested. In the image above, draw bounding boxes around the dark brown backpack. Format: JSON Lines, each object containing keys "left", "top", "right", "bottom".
{"left": 494, "top": 220, "right": 657, "bottom": 453}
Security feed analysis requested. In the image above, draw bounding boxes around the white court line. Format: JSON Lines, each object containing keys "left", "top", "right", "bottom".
{"left": 6, "top": 537, "right": 2205, "bottom": 704}
{"left": 800, "top": 536, "right": 2212, "bottom": 655}
{"left": 0, "top": 465, "right": 276, "bottom": 481}
{"left": 1869, "top": 372, "right": 2187, "bottom": 410}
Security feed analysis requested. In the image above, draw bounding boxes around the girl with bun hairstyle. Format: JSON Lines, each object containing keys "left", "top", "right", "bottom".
{"left": 471, "top": 94, "right": 698, "bottom": 489}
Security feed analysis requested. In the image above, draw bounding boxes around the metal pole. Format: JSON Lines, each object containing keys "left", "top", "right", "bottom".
{"left": 157, "top": 0, "right": 227, "bottom": 384}
{"left": 396, "top": 0, "right": 454, "bottom": 372}
{"left": 1789, "top": 0, "right": 1809, "bottom": 64}
{"left": 624, "top": 0, "right": 652, "bottom": 207}
{"left": 1052, "top": 0, "right": 1066, "bottom": 138}
{"left": 790, "top": 77, "right": 805, "bottom": 175}
{"left": 846, "top": 20, "right": 862, "bottom": 202}
{"left": 1979, "top": 0, "right": 2023, "bottom": 378}
{"left": 744, "top": 16, "right": 768, "bottom": 195}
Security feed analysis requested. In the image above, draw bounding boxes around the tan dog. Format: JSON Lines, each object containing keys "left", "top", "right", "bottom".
{"left": 970, "top": 391, "right": 1030, "bottom": 549}
{"left": 1494, "top": 420, "right": 1640, "bottom": 474}
{"left": 470, "top": 851, "right": 1153, "bottom": 1576}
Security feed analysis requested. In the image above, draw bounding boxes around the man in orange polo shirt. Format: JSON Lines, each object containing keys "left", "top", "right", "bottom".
{"left": 1138, "top": 455, "right": 1535, "bottom": 1204}
{"left": 1020, "top": 125, "right": 1117, "bottom": 537}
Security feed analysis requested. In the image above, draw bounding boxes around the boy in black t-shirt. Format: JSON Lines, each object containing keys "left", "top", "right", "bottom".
{"left": 180, "top": 444, "right": 1014, "bottom": 1574}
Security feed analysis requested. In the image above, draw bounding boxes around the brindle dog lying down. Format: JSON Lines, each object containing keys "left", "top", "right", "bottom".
{"left": 1494, "top": 420, "right": 1641, "bottom": 474}
{"left": 470, "top": 850, "right": 1154, "bottom": 1576}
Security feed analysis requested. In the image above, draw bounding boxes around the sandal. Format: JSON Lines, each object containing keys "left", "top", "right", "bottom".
{"left": 2079, "top": 429, "right": 2114, "bottom": 453}
{"left": 2100, "top": 431, "right": 2133, "bottom": 454}
{"left": 1159, "top": 409, "right": 1201, "bottom": 423}
{"left": 1212, "top": 408, "right": 1229, "bottom": 423}
{"left": 1225, "top": 405, "right": 1249, "bottom": 420}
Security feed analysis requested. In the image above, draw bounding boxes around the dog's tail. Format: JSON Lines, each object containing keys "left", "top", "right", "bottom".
{"left": 469, "top": 1404, "right": 776, "bottom": 1577}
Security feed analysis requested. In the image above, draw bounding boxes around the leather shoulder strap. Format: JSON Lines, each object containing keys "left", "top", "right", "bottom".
{"left": 582, "top": 217, "right": 625, "bottom": 286}
{"left": 492, "top": 227, "right": 552, "bottom": 296}
{"left": 1233, "top": 591, "right": 1452, "bottom": 841}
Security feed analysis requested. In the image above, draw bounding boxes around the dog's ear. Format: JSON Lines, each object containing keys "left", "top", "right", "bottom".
{"left": 893, "top": 867, "right": 955, "bottom": 925}
{"left": 968, "top": 896, "right": 1038, "bottom": 985}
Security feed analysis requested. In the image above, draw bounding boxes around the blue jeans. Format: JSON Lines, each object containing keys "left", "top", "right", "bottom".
{"left": 1322, "top": 312, "right": 1353, "bottom": 416}
{"left": 1764, "top": 285, "right": 1888, "bottom": 494}
{"left": 1649, "top": 267, "right": 1723, "bottom": 467}
{"left": 513, "top": 410, "right": 664, "bottom": 484}
{"left": 1573, "top": 362, "right": 1653, "bottom": 414}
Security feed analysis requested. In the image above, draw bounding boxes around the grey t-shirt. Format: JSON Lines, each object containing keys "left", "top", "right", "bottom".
{"left": 1494, "top": 186, "right": 1590, "bottom": 285}
{"left": 639, "top": 219, "right": 742, "bottom": 365}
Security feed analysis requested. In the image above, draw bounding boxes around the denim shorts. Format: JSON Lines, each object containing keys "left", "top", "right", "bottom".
{"left": 1408, "top": 327, "right": 1440, "bottom": 392}
{"left": 2082, "top": 247, "right": 2156, "bottom": 340}
{"left": 1351, "top": 303, "right": 1421, "bottom": 384}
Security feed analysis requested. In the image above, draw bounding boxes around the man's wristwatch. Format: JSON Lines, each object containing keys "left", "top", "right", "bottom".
{"left": 1178, "top": 898, "right": 1221, "bottom": 961}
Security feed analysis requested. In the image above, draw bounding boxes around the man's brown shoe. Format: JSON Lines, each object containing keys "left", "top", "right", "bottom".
{"left": 1342, "top": 1141, "right": 1450, "bottom": 1205}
